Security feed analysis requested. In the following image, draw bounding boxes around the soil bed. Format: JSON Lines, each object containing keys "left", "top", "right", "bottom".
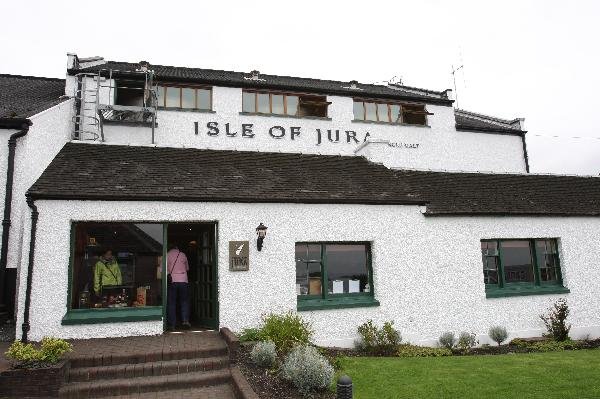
{"left": 237, "top": 343, "right": 335, "bottom": 399}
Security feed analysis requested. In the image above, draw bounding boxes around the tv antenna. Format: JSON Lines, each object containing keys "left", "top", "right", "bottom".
{"left": 451, "top": 64, "right": 464, "bottom": 109}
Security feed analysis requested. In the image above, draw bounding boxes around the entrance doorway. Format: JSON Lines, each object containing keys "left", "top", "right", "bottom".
{"left": 166, "top": 223, "right": 218, "bottom": 330}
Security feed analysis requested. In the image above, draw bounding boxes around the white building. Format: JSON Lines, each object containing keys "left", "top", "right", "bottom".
{"left": 0, "top": 54, "right": 598, "bottom": 347}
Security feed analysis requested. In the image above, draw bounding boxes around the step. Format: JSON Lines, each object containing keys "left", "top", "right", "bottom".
{"left": 68, "top": 356, "right": 229, "bottom": 382}
{"left": 59, "top": 368, "right": 231, "bottom": 398}
{"left": 69, "top": 343, "right": 228, "bottom": 368}
{"left": 95, "top": 383, "right": 236, "bottom": 399}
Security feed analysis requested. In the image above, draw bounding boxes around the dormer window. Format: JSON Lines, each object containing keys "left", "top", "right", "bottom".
{"left": 353, "top": 100, "right": 430, "bottom": 126}
{"left": 242, "top": 90, "right": 330, "bottom": 118}
{"left": 155, "top": 85, "right": 212, "bottom": 110}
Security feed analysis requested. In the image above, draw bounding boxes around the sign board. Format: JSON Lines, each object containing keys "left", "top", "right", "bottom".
{"left": 229, "top": 241, "right": 250, "bottom": 271}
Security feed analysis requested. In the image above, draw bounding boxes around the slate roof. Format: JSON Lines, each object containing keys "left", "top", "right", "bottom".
{"left": 28, "top": 143, "right": 600, "bottom": 216}
{"left": 455, "top": 109, "right": 525, "bottom": 135}
{"left": 70, "top": 60, "right": 453, "bottom": 105}
{"left": 0, "top": 74, "right": 66, "bottom": 119}
{"left": 393, "top": 170, "right": 600, "bottom": 216}
{"left": 27, "top": 143, "right": 425, "bottom": 205}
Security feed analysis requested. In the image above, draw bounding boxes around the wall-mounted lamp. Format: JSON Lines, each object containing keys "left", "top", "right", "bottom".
{"left": 256, "top": 223, "right": 268, "bottom": 251}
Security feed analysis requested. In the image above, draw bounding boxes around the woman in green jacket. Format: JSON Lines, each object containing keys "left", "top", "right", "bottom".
{"left": 94, "top": 248, "right": 122, "bottom": 295}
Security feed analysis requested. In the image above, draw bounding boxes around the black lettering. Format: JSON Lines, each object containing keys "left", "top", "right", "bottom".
{"left": 345, "top": 130, "right": 359, "bottom": 144}
{"left": 316, "top": 129, "right": 322, "bottom": 145}
{"left": 207, "top": 121, "right": 219, "bottom": 136}
{"left": 363, "top": 132, "right": 371, "bottom": 142}
{"left": 269, "top": 126, "right": 285, "bottom": 139}
{"left": 242, "top": 124, "right": 254, "bottom": 138}
{"left": 194, "top": 121, "right": 199, "bottom": 135}
{"left": 225, "top": 123, "right": 237, "bottom": 137}
{"left": 290, "top": 126, "right": 301, "bottom": 140}
{"left": 327, "top": 129, "right": 340, "bottom": 143}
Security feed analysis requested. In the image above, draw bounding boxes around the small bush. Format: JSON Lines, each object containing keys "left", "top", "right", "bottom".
{"left": 438, "top": 332, "right": 456, "bottom": 350}
{"left": 457, "top": 332, "right": 478, "bottom": 351}
{"left": 397, "top": 344, "right": 452, "bottom": 357}
{"left": 257, "top": 312, "right": 313, "bottom": 354}
{"left": 239, "top": 327, "right": 261, "bottom": 342}
{"left": 355, "top": 320, "right": 401, "bottom": 356}
{"left": 540, "top": 298, "right": 571, "bottom": 342}
{"left": 510, "top": 338, "right": 582, "bottom": 352}
{"left": 250, "top": 340, "right": 277, "bottom": 368}
{"left": 281, "top": 345, "right": 334, "bottom": 396}
{"left": 488, "top": 326, "right": 509, "bottom": 346}
{"left": 5, "top": 337, "right": 72, "bottom": 367}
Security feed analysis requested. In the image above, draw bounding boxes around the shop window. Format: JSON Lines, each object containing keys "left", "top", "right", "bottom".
{"left": 353, "top": 100, "right": 429, "bottom": 125}
{"left": 295, "top": 242, "right": 378, "bottom": 310}
{"left": 70, "top": 222, "right": 164, "bottom": 310}
{"left": 155, "top": 85, "right": 212, "bottom": 110}
{"left": 481, "top": 238, "right": 568, "bottom": 298}
{"left": 242, "top": 90, "right": 329, "bottom": 118}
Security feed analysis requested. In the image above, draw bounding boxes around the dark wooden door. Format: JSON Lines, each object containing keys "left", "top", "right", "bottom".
{"left": 192, "top": 225, "right": 217, "bottom": 329}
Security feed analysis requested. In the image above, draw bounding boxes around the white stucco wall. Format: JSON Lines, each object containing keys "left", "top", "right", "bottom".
{"left": 82, "top": 79, "right": 526, "bottom": 173}
{"left": 16, "top": 199, "right": 600, "bottom": 347}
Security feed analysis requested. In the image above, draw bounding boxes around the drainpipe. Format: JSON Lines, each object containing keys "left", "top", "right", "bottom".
{"left": 0, "top": 118, "right": 32, "bottom": 321}
{"left": 21, "top": 196, "right": 38, "bottom": 343}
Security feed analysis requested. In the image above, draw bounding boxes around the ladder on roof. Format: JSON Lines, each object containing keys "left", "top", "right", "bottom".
{"left": 72, "top": 72, "right": 103, "bottom": 141}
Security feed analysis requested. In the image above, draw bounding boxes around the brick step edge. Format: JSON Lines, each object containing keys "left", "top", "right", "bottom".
{"left": 68, "top": 355, "right": 230, "bottom": 382}
{"left": 69, "top": 345, "right": 228, "bottom": 368}
{"left": 92, "top": 384, "right": 237, "bottom": 399}
{"left": 230, "top": 366, "right": 260, "bottom": 399}
{"left": 59, "top": 368, "right": 231, "bottom": 398}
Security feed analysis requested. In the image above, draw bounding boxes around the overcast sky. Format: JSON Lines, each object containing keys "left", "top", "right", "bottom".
{"left": 2, "top": 0, "right": 599, "bottom": 175}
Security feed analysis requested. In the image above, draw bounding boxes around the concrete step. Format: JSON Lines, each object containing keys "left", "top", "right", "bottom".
{"left": 69, "top": 342, "right": 228, "bottom": 368}
{"left": 95, "top": 383, "right": 237, "bottom": 399}
{"left": 59, "top": 368, "right": 231, "bottom": 398}
{"left": 68, "top": 355, "right": 229, "bottom": 382}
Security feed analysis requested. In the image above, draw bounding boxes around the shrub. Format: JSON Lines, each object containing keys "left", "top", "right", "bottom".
{"left": 510, "top": 338, "right": 582, "bottom": 352}
{"left": 257, "top": 312, "right": 313, "bottom": 354}
{"left": 488, "top": 326, "right": 509, "bottom": 346}
{"left": 281, "top": 345, "right": 334, "bottom": 396}
{"left": 355, "top": 320, "right": 401, "bottom": 356}
{"left": 540, "top": 298, "right": 571, "bottom": 341}
{"left": 438, "top": 332, "right": 456, "bottom": 350}
{"left": 239, "top": 327, "right": 261, "bottom": 343}
{"left": 5, "top": 337, "right": 72, "bottom": 367}
{"left": 397, "top": 344, "right": 452, "bottom": 357}
{"left": 457, "top": 332, "right": 478, "bottom": 351}
{"left": 250, "top": 340, "right": 277, "bottom": 368}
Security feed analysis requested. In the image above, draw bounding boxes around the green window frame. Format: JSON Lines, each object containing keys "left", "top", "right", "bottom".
{"left": 481, "top": 238, "right": 569, "bottom": 298}
{"left": 295, "top": 242, "right": 379, "bottom": 311}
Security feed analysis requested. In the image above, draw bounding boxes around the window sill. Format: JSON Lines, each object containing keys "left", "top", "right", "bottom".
{"left": 239, "top": 112, "right": 331, "bottom": 121}
{"left": 102, "top": 120, "right": 157, "bottom": 128}
{"left": 158, "top": 107, "right": 215, "bottom": 114}
{"left": 297, "top": 296, "right": 380, "bottom": 311}
{"left": 61, "top": 306, "right": 163, "bottom": 325}
{"left": 351, "top": 119, "right": 430, "bottom": 128}
{"left": 485, "top": 285, "right": 570, "bottom": 299}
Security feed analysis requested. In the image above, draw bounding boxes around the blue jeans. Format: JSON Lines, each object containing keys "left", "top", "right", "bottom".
{"left": 167, "top": 282, "right": 190, "bottom": 327}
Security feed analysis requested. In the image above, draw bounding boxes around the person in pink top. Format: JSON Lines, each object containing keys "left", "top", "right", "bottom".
{"left": 167, "top": 245, "right": 190, "bottom": 330}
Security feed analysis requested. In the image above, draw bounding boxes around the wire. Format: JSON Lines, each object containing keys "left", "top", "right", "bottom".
{"left": 531, "top": 134, "right": 600, "bottom": 141}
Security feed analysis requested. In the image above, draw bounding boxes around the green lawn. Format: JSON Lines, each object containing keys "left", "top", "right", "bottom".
{"left": 338, "top": 349, "right": 600, "bottom": 399}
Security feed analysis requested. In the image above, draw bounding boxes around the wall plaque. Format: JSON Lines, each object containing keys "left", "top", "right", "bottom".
{"left": 229, "top": 241, "right": 250, "bottom": 271}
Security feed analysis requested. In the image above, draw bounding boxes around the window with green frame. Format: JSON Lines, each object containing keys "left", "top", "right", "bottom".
{"left": 295, "top": 242, "right": 379, "bottom": 310}
{"left": 481, "top": 238, "right": 569, "bottom": 298}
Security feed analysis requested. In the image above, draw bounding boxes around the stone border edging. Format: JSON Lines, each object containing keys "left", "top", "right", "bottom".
{"left": 220, "top": 327, "right": 240, "bottom": 363}
{"left": 230, "top": 366, "right": 260, "bottom": 399}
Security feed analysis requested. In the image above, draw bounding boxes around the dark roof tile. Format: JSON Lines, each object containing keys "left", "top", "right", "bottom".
{"left": 0, "top": 74, "right": 66, "bottom": 119}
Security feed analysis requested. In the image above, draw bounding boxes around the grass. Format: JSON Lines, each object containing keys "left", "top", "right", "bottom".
{"left": 338, "top": 349, "right": 600, "bottom": 399}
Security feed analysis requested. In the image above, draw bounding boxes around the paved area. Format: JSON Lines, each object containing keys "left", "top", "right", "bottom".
{"left": 0, "top": 323, "right": 15, "bottom": 342}
{"left": 106, "top": 384, "right": 236, "bottom": 399}
{"left": 0, "top": 342, "right": 10, "bottom": 373}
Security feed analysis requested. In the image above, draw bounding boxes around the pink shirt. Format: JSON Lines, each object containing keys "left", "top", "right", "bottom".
{"left": 167, "top": 248, "right": 189, "bottom": 283}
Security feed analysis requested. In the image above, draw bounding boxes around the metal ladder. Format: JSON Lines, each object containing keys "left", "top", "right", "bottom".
{"left": 72, "top": 72, "right": 103, "bottom": 141}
